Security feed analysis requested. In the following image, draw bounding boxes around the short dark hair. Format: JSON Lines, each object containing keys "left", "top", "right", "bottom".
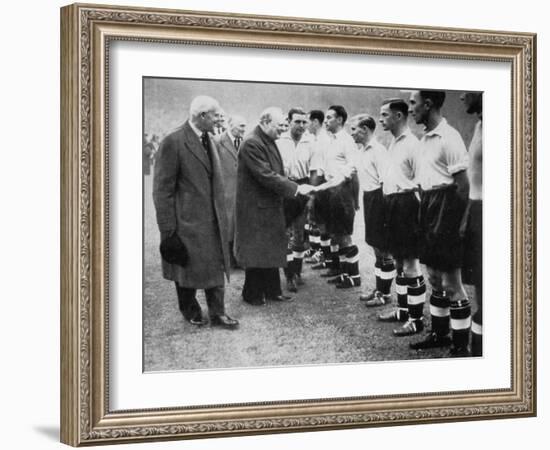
{"left": 328, "top": 105, "right": 348, "bottom": 124}
{"left": 309, "top": 109, "right": 325, "bottom": 124}
{"left": 419, "top": 90, "right": 446, "bottom": 109}
{"left": 288, "top": 107, "right": 307, "bottom": 122}
{"left": 382, "top": 98, "right": 409, "bottom": 117}
{"left": 352, "top": 114, "right": 376, "bottom": 132}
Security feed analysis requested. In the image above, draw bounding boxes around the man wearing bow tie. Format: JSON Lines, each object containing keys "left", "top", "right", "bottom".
{"left": 153, "top": 95, "right": 239, "bottom": 330}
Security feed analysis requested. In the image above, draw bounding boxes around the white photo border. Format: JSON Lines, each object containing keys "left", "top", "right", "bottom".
{"left": 110, "top": 40, "right": 511, "bottom": 411}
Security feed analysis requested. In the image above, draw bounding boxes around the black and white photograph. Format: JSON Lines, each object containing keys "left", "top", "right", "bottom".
{"left": 143, "top": 77, "right": 483, "bottom": 372}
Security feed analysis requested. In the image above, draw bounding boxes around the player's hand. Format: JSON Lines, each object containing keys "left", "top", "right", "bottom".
{"left": 297, "top": 184, "right": 314, "bottom": 196}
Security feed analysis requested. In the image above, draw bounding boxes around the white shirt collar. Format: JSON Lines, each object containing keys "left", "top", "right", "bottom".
{"left": 334, "top": 128, "right": 346, "bottom": 137}
{"left": 424, "top": 117, "right": 448, "bottom": 137}
{"left": 393, "top": 127, "right": 413, "bottom": 143}
{"left": 189, "top": 120, "right": 204, "bottom": 138}
{"left": 364, "top": 137, "right": 378, "bottom": 150}
{"left": 279, "top": 131, "right": 312, "bottom": 144}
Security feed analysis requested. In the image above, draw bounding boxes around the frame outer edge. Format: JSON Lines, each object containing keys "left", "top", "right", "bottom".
{"left": 528, "top": 33, "right": 536, "bottom": 416}
{"left": 61, "top": 3, "right": 537, "bottom": 445}
{"left": 61, "top": 3, "right": 81, "bottom": 447}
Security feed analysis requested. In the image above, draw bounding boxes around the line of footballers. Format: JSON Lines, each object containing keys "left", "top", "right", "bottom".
{"left": 278, "top": 90, "right": 482, "bottom": 358}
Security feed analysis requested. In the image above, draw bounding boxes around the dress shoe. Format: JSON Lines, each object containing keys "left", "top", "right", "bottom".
{"left": 242, "top": 297, "right": 266, "bottom": 306}
{"left": 266, "top": 294, "right": 293, "bottom": 302}
{"left": 377, "top": 308, "right": 407, "bottom": 322}
{"left": 187, "top": 315, "right": 207, "bottom": 326}
{"left": 409, "top": 332, "right": 452, "bottom": 350}
{"left": 286, "top": 277, "right": 298, "bottom": 293}
{"left": 393, "top": 319, "right": 423, "bottom": 336}
{"left": 210, "top": 315, "right": 239, "bottom": 330}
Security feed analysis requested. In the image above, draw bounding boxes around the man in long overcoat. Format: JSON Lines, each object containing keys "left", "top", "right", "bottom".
{"left": 235, "top": 107, "right": 314, "bottom": 305}
{"left": 153, "top": 95, "right": 239, "bottom": 329}
{"left": 215, "top": 115, "right": 247, "bottom": 266}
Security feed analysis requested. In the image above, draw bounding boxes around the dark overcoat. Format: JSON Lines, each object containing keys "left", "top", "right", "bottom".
{"left": 235, "top": 125, "right": 298, "bottom": 268}
{"left": 153, "top": 121, "right": 230, "bottom": 288}
{"left": 215, "top": 132, "right": 238, "bottom": 241}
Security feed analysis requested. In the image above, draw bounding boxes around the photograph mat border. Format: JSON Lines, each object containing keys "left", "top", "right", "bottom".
{"left": 60, "top": 3, "right": 536, "bottom": 446}
{"left": 126, "top": 45, "right": 509, "bottom": 403}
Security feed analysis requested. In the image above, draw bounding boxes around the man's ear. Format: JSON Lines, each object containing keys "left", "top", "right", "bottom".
{"left": 424, "top": 98, "right": 433, "bottom": 110}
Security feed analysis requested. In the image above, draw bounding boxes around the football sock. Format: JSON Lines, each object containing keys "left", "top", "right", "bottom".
{"left": 450, "top": 298, "right": 472, "bottom": 350}
{"left": 379, "top": 261, "right": 396, "bottom": 296}
{"left": 430, "top": 290, "right": 450, "bottom": 337}
{"left": 395, "top": 274, "right": 409, "bottom": 321}
{"left": 407, "top": 275, "right": 426, "bottom": 322}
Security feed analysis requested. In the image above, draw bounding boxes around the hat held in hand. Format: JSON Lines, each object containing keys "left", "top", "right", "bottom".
{"left": 160, "top": 232, "right": 188, "bottom": 267}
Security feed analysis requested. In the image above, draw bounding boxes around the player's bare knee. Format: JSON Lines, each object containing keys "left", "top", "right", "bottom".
{"left": 427, "top": 271, "right": 442, "bottom": 291}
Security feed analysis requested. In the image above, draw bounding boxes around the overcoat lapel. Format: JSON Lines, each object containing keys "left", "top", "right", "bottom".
{"left": 220, "top": 133, "right": 238, "bottom": 162}
{"left": 182, "top": 121, "right": 212, "bottom": 174}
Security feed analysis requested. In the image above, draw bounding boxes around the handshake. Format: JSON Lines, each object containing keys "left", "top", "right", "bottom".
{"left": 296, "top": 184, "right": 316, "bottom": 196}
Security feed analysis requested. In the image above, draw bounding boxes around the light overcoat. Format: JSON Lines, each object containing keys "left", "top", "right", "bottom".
{"left": 153, "top": 121, "right": 230, "bottom": 288}
{"left": 235, "top": 125, "right": 298, "bottom": 268}
{"left": 215, "top": 131, "right": 239, "bottom": 241}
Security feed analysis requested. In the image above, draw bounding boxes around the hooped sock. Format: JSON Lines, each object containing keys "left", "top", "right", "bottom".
{"left": 430, "top": 290, "right": 450, "bottom": 337}
{"left": 407, "top": 275, "right": 426, "bottom": 321}
{"left": 379, "top": 261, "right": 396, "bottom": 296}
{"left": 395, "top": 275, "right": 409, "bottom": 321}
{"left": 450, "top": 298, "right": 472, "bottom": 349}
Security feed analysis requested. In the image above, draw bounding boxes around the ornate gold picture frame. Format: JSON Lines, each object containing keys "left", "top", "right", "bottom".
{"left": 60, "top": 2, "right": 536, "bottom": 446}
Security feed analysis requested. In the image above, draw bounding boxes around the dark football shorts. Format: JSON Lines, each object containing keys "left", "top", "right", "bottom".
{"left": 384, "top": 190, "right": 420, "bottom": 260}
{"left": 326, "top": 178, "right": 356, "bottom": 236}
{"left": 461, "top": 199, "right": 482, "bottom": 286}
{"left": 419, "top": 184, "right": 468, "bottom": 271}
{"left": 363, "top": 188, "right": 387, "bottom": 250}
{"left": 313, "top": 189, "right": 331, "bottom": 226}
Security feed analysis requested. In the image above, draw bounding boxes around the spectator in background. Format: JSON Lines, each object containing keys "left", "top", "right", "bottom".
{"left": 143, "top": 133, "right": 154, "bottom": 176}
